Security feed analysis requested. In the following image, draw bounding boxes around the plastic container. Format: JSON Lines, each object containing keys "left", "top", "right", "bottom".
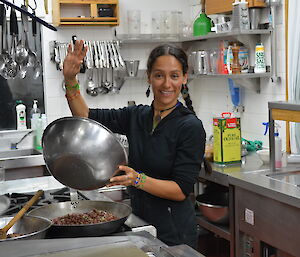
{"left": 31, "top": 115, "right": 42, "bottom": 150}
{"left": 16, "top": 100, "right": 27, "bottom": 130}
{"left": 274, "top": 129, "right": 282, "bottom": 168}
{"left": 232, "top": 0, "right": 250, "bottom": 31}
{"left": 30, "top": 100, "right": 41, "bottom": 128}
{"left": 41, "top": 114, "right": 48, "bottom": 130}
{"left": 254, "top": 43, "right": 266, "bottom": 73}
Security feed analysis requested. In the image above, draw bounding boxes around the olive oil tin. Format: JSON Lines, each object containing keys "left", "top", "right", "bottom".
{"left": 213, "top": 113, "right": 241, "bottom": 164}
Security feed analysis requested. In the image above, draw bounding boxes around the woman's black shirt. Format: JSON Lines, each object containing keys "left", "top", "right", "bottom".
{"left": 89, "top": 102, "right": 206, "bottom": 248}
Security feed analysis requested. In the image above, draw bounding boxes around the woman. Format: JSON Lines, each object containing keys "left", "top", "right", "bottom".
{"left": 63, "top": 41, "right": 206, "bottom": 248}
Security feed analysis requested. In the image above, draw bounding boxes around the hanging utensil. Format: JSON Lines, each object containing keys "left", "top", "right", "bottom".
{"left": 32, "top": 10, "right": 41, "bottom": 79}
{"left": 4, "top": 7, "right": 18, "bottom": 79}
{"left": 114, "top": 41, "right": 125, "bottom": 67}
{"left": 0, "top": 190, "right": 43, "bottom": 239}
{"left": 0, "top": 0, "right": 56, "bottom": 31}
{"left": 15, "top": 5, "right": 29, "bottom": 65}
{"left": 0, "top": 5, "right": 9, "bottom": 74}
{"left": 86, "top": 69, "right": 98, "bottom": 96}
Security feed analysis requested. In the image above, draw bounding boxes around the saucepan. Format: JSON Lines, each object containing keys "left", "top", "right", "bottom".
{"left": 42, "top": 117, "right": 128, "bottom": 190}
{"left": 28, "top": 200, "right": 132, "bottom": 237}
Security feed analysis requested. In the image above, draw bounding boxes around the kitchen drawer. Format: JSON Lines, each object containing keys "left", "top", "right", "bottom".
{"left": 205, "top": 0, "right": 266, "bottom": 15}
{"left": 235, "top": 186, "right": 300, "bottom": 257}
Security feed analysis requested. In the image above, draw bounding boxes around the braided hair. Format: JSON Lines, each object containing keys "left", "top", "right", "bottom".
{"left": 146, "top": 44, "right": 195, "bottom": 114}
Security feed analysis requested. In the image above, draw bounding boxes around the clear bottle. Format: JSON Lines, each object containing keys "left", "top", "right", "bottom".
{"left": 16, "top": 100, "right": 27, "bottom": 130}
{"left": 274, "top": 125, "right": 282, "bottom": 169}
{"left": 30, "top": 100, "right": 41, "bottom": 120}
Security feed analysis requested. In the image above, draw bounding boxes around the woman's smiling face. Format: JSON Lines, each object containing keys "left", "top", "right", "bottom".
{"left": 148, "top": 55, "right": 187, "bottom": 110}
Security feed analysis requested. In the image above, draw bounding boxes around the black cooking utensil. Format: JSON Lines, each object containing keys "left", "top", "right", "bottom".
{"left": 0, "top": 0, "right": 57, "bottom": 31}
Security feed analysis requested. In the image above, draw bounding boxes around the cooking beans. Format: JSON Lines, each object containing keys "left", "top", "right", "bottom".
{"left": 52, "top": 209, "right": 118, "bottom": 225}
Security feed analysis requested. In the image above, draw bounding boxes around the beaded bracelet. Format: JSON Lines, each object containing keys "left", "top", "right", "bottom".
{"left": 65, "top": 90, "right": 80, "bottom": 101}
{"left": 134, "top": 171, "right": 147, "bottom": 189}
{"left": 65, "top": 83, "right": 80, "bottom": 91}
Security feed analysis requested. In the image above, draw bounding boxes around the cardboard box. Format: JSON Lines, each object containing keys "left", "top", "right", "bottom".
{"left": 205, "top": 0, "right": 266, "bottom": 15}
{"left": 213, "top": 115, "right": 241, "bottom": 164}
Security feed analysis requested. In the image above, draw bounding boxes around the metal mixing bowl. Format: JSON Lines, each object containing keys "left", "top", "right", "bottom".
{"left": 0, "top": 216, "right": 52, "bottom": 241}
{"left": 42, "top": 117, "right": 128, "bottom": 190}
{"left": 196, "top": 192, "right": 229, "bottom": 224}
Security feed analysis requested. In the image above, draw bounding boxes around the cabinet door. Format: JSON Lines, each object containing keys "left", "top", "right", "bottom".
{"left": 205, "top": 0, "right": 266, "bottom": 15}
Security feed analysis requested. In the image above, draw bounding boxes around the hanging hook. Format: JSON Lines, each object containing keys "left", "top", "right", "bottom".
{"left": 27, "top": 0, "right": 37, "bottom": 11}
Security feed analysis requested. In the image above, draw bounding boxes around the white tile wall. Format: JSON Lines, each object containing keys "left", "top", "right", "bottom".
{"left": 40, "top": 0, "right": 286, "bottom": 150}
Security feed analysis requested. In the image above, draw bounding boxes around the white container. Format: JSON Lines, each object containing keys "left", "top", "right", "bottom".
{"left": 16, "top": 101, "right": 27, "bottom": 130}
{"left": 232, "top": 0, "right": 250, "bottom": 30}
{"left": 254, "top": 43, "right": 266, "bottom": 73}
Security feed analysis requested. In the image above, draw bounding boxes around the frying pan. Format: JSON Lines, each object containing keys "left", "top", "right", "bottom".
{"left": 0, "top": 195, "right": 10, "bottom": 215}
{"left": 27, "top": 200, "right": 132, "bottom": 237}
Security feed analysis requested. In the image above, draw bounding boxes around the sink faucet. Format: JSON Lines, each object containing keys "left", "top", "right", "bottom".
{"left": 11, "top": 130, "right": 34, "bottom": 149}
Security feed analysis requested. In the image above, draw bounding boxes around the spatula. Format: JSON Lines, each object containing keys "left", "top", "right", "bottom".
{"left": 0, "top": 190, "right": 44, "bottom": 239}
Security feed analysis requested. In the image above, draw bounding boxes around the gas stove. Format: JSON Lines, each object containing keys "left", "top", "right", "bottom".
{"left": 1, "top": 176, "right": 156, "bottom": 237}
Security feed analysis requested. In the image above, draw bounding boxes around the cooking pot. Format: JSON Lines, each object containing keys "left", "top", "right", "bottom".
{"left": 0, "top": 216, "right": 52, "bottom": 242}
{"left": 28, "top": 200, "right": 132, "bottom": 237}
{"left": 196, "top": 191, "right": 229, "bottom": 224}
{"left": 42, "top": 117, "right": 128, "bottom": 190}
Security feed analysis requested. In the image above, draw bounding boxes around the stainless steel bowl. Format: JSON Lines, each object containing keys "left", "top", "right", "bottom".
{"left": 0, "top": 216, "right": 52, "bottom": 241}
{"left": 196, "top": 192, "right": 229, "bottom": 224}
{"left": 42, "top": 117, "right": 128, "bottom": 190}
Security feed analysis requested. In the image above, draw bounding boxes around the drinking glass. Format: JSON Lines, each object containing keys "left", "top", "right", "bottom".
{"left": 151, "top": 11, "right": 163, "bottom": 39}
{"left": 127, "top": 10, "right": 141, "bottom": 39}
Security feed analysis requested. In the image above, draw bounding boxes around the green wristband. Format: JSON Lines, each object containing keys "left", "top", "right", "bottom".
{"left": 65, "top": 83, "right": 80, "bottom": 91}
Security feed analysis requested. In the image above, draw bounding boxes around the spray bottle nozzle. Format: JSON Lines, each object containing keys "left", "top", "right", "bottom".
{"left": 262, "top": 122, "right": 269, "bottom": 136}
{"left": 262, "top": 122, "right": 280, "bottom": 136}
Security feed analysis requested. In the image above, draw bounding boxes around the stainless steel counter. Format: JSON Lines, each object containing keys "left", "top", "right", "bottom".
{"left": 199, "top": 153, "right": 300, "bottom": 209}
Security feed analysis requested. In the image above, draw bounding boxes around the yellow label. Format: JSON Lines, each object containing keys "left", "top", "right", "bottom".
{"left": 213, "top": 117, "right": 241, "bottom": 164}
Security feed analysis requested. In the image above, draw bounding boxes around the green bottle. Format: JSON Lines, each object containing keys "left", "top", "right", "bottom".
{"left": 193, "top": 13, "right": 212, "bottom": 36}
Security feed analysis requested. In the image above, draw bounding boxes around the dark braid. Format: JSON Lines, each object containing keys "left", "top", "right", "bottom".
{"left": 147, "top": 44, "right": 195, "bottom": 114}
{"left": 181, "top": 84, "right": 195, "bottom": 115}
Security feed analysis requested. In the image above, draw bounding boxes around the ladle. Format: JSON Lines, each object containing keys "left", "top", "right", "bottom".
{"left": 86, "top": 69, "right": 98, "bottom": 96}
{"left": 15, "top": 6, "right": 29, "bottom": 65}
{"left": 23, "top": 5, "right": 37, "bottom": 68}
{"left": 0, "top": 5, "right": 9, "bottom": 75}
{"left": 0, "top": 190, "right": 43, "bottom": 239}
{"left": 4, "top": 8, "right": 18, "bottom": 79}
{"left": 32, "top": 11, "right": 41, "bottom": 79}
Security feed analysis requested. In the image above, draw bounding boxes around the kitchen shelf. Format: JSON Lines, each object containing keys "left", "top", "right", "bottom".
{"left": 190, "top": 72, "right": 271, "bottom": 80}
{"left": 197, "top": 215, "right": 230, "bottom": 241}
{"left": 52, "top": 0, "right": 119, "bottom": 27}
{"left": 116, "top": 29, "right": 272, "bottom": 44}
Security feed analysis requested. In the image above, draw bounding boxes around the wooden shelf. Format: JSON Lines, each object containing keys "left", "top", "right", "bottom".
{"left": 197, "top": 215, "right": 231, "bottom": 241}
{"left": 52, "top": 0, "right": 119, "bottom": 27}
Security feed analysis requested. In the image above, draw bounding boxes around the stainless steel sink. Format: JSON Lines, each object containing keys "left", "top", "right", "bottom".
{"left": 0, "top": 149, "right": 42, "bottom": 159}
{"left": 266, "top": 170, "right": 300, "bottom": 187}
{"left": 0, "top": 148, "right": 45, "bottom": 169}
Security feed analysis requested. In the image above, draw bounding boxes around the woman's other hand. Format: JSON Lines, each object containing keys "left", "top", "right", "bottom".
{"left": 63, "top": 40, "right": 87, "bottom": 82}
{"left": 107, "top": 165, "right": 139, "bottom": 187}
